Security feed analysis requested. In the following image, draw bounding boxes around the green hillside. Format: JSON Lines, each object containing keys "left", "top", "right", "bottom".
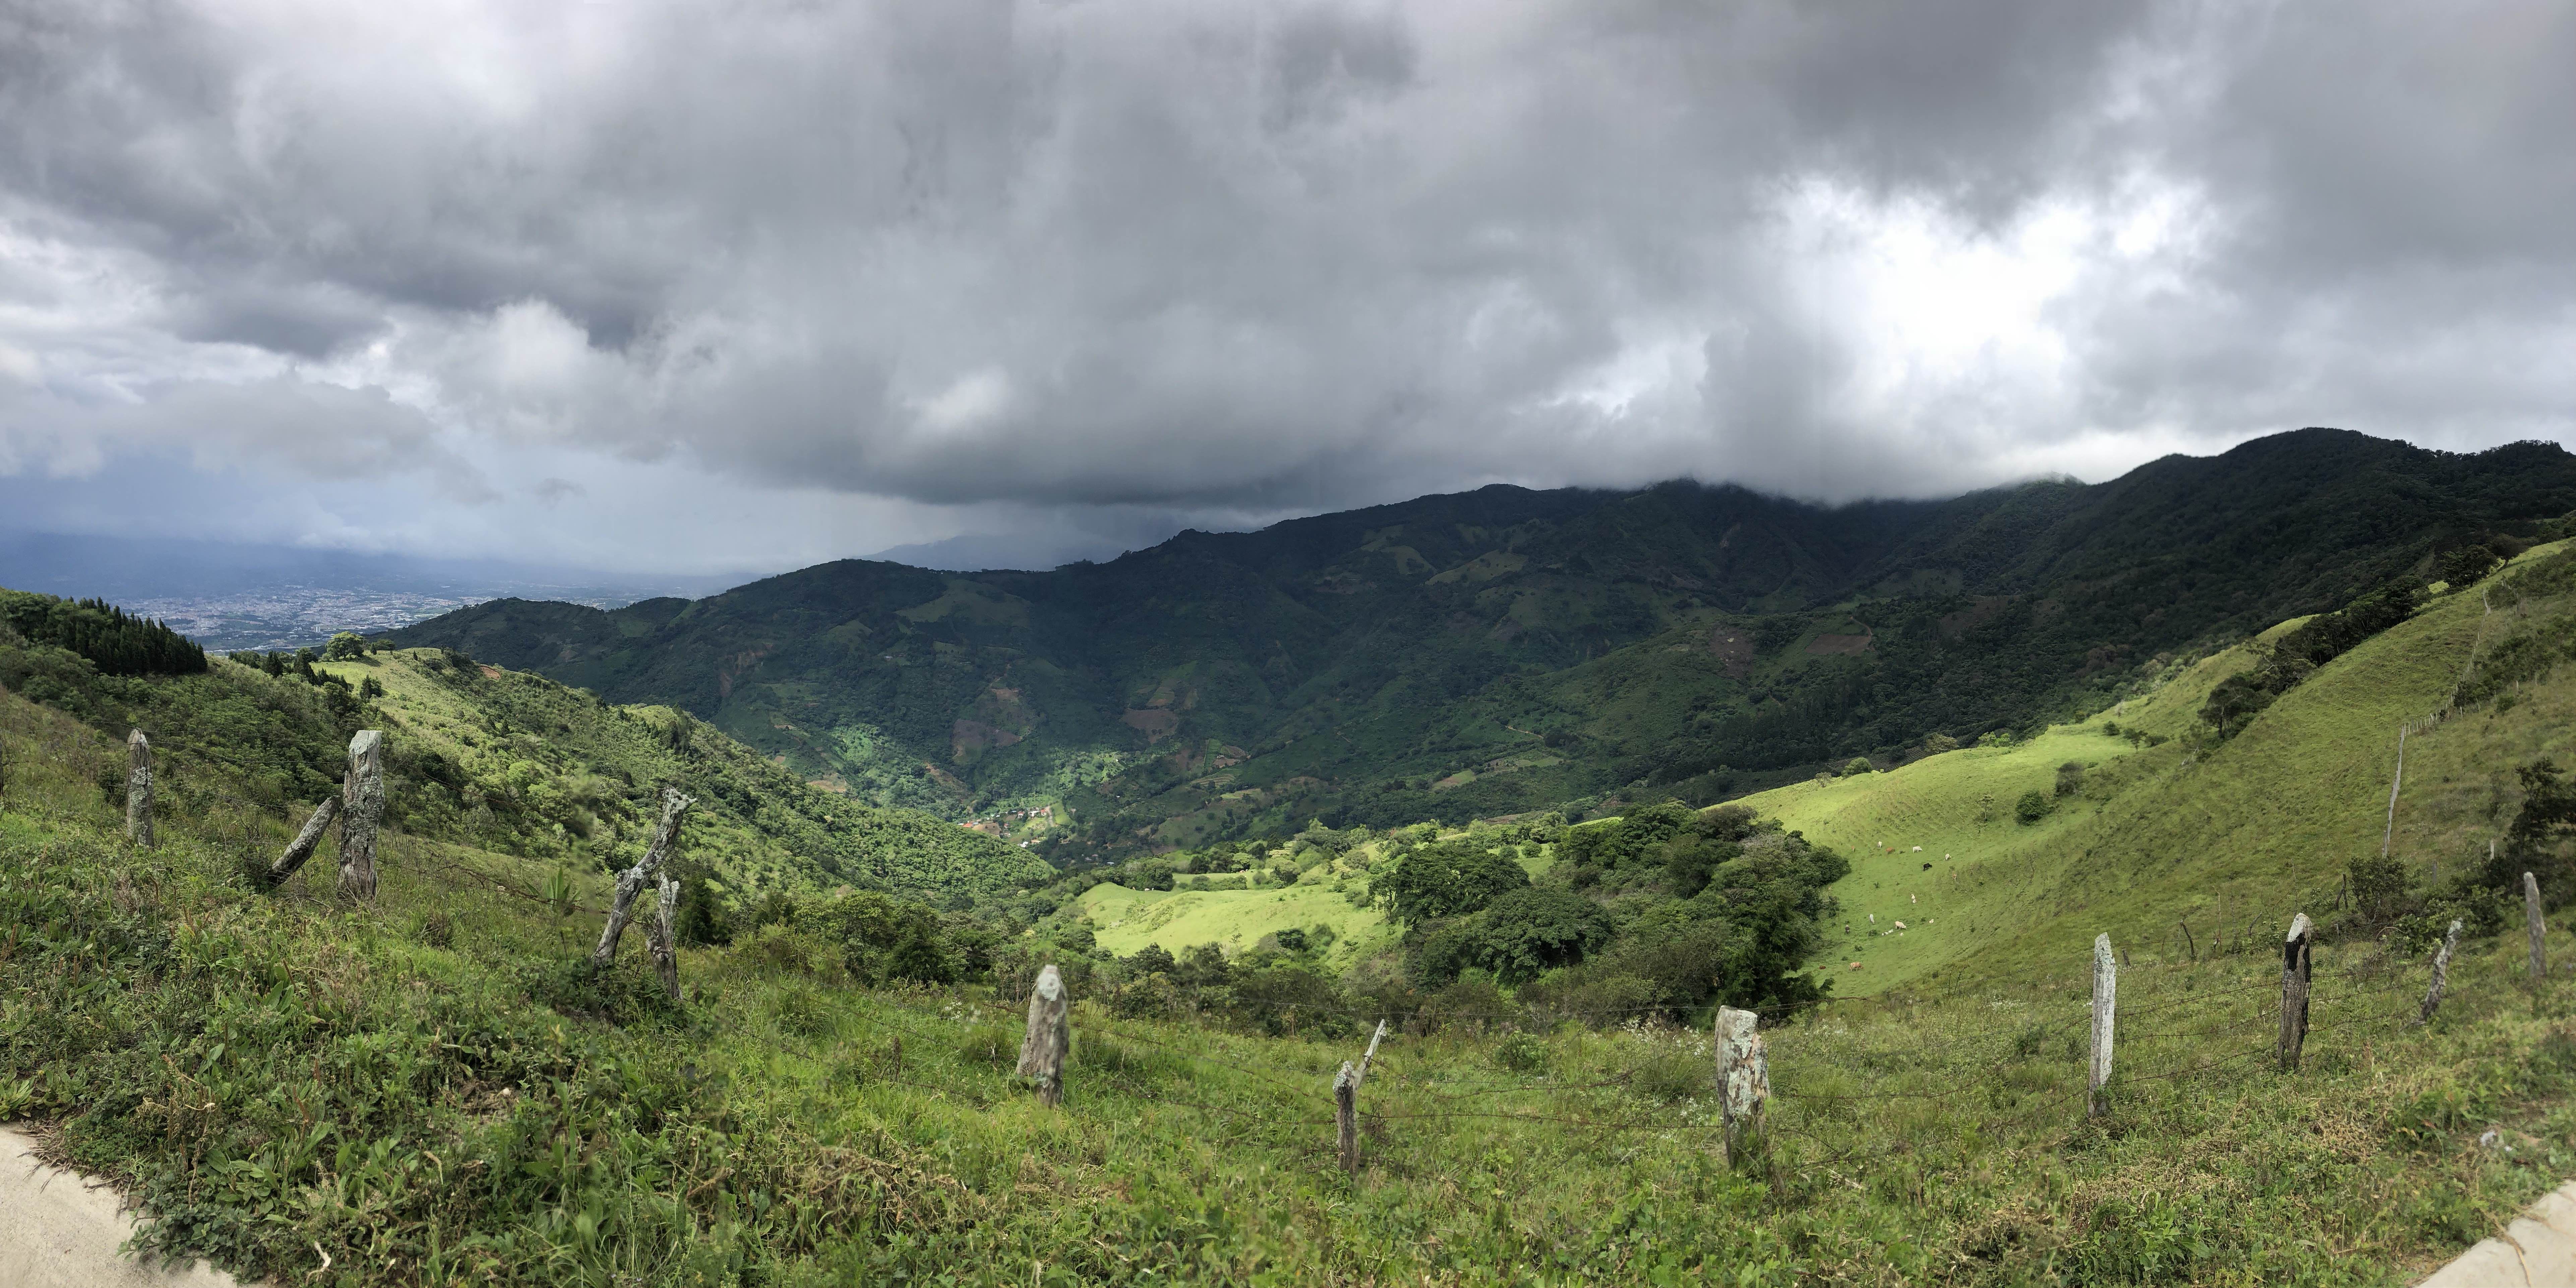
{"left": 0, "top": 596, "right": 1046, "bottom": 908}
{"left": 1739, "top": 538, "right": 2574, "bottom": 996}
{"left": 8, "top": 601, "right": 2576, "bottom": 1283}
{"left": 389, "top": 430, "right": 2576, "bottom": 858}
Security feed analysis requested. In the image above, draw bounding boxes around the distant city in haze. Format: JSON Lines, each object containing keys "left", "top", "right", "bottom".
{"left": 0, "top": 524, "right": 1167, "bottom": 652}
{"left": 0, "top": 531, "right": 746, "bottom": 652}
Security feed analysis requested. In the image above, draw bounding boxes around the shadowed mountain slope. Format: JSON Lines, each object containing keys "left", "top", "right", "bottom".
{"left": 391, "top": 429, "right": 2576, "bottom": 859}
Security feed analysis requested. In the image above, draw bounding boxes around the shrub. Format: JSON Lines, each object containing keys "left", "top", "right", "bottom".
{"left": 1924, "top": 733, "right": 1960, "bottom": 753}
{"left": 1418, "top": 973, "right": 1513, "bottom": 1036}
{"left": 772, "top": 986, "right": 833, "bottom": 1038}
{"left": 2014, "top": 791, "right": 2054, "bottom": 825}
{"left": 2055, "top": 762, "right": 2085, "bottom": 797}
{"left": 1494, "top": 1032, "right": 1547, "bottom": 1074}
{"left": 1841, "top": 757, "right": 1874, "bottom": 777}
{"left": 323, "top": 632, "right": 368, "bottom": 661}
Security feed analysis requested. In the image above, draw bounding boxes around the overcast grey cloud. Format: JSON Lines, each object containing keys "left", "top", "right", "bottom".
{"left": 0, "top": 0, "right": 2569, "bottom": 573}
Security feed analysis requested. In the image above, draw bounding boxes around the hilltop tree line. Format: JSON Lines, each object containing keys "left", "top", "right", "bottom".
{"left": 0, "top": 590, "right": 205, "bottom": 676}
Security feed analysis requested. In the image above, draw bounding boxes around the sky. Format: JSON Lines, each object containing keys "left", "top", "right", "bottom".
{"left": 1, "top": 0, "right": 2571, "bottom": 576}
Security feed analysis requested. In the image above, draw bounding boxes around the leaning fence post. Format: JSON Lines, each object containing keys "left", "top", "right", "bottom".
{"left": 338, "top": 730, "right": 386, "bottom": 900}
{"left": 2278, "top": 913, "right": 2313, "bottom": 1071}
{"left": 125, "top": 729, "right": 154, "bottom": 848}
{"left": 2419, "top": 919, "right": 2463, "bottom": 1023}
{"left": 1017, "top": 963, "right": 1070, "bottom": 1107}
{"left": 648, "top": 877, "right": 682, "bottom": 1002}
{"left": 1714, "top": 1006, "right": 1769, "bottom": 1163}
{"left": 2526, "top": 872, "right": 2548, "bottom": 983}
{"left": 1333, "top": 1019, "right": 1388, "bottom": 1174}
{"left": 265, "top": 796, "right": 342, "bottom": 886}
{"left": 594, "top": 789, "right": 694, "bottom": 962}
{"left": 2090, "top": 934, "right": 2117, "bottom": 1117}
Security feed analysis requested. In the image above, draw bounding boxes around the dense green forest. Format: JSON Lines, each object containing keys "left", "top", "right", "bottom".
{"left": 391, "top": 429, "right": 2576, "bottom": 859}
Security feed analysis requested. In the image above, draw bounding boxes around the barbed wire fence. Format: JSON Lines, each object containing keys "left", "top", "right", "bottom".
{"left": 661, "top": 901, "right": 2556, "bottom": 1195}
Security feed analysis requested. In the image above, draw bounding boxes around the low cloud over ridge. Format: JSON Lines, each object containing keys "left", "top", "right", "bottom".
{"left": 0, "top": 0, "right": 2570, "bottom": 571}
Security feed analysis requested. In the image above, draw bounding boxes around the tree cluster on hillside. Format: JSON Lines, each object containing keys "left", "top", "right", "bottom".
{"left": 0, "top": 589, "right": 205, "bottom": 676}
{"left": 2201, "top": 577, "right": 2426, "bottom": 738}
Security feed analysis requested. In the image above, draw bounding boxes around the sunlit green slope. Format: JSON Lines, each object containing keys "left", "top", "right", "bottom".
{"left": 1745, "top": 542, "right": 2566, "bottom": 995}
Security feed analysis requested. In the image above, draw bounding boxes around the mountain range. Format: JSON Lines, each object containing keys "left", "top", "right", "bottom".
{"left": 387, "top": 428, "right": 2576, "bottom": 861}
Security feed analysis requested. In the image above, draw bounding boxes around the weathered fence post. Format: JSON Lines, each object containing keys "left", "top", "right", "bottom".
{"left": 1017, "top": 963, "right": 1070, "bottom": 1107}
{"left": 2090, "top": 934, "right": 2116, "bottom": 1117}
{"left": 2420, "top": 919, "right": 2463, "bottom": 1023}
{"left": 2177, "top": 919, "right": 2196, "bottom": 963}
{"left": 1715, "top": 1006, "right": 1769, "bottom": 1163}
{"left": 1333, "top": 1019, "right": 1388, "bottom": 1174}
{"left": 125, "top": 729, "right": 153, "bottom": 847}
{"left": 2381, "top": 728, "right": 2405, "bottom": 858}
{"left": 338, "top": 730, "right": 386, "bottom": 900}
{"left": 2526, "top": 872, "right": 2548, "bottom": 983}
{"left": 593, "top": 789, "right": 694, "bottom": 962}
{"left": 2279, "top": 913, "right": 2313, "bottom": 1071}
{"left": 266, "top": 796, "right": 342, "bottom": 886}
{"left": 648, "top": 877, "right": 682, "bottom": 1002}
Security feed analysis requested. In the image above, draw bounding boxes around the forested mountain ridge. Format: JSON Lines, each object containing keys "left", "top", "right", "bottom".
{"left": 390, "top": 428, "right": 2576, "bottom": 858}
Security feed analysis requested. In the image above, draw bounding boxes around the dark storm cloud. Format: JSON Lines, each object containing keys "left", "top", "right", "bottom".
{"left": 0, "top": 0, "right": 2569, "bottom": 568}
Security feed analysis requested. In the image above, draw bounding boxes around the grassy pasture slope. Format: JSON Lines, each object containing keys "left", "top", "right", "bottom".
{"left": 12, "top": 663, "right": 2576, "bottom": 1284}
{"left": 311, "top": 648, "right": 1050, "bottom": 903}
{"left": 1745, "top": 542, "right": 2565, "bottom": 996}
{"left": 1079, "top": 875, "right": 1394, "bottom": 964}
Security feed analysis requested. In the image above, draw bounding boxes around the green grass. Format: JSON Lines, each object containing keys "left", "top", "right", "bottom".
{"left": 13, "top": 544, "right": 2576, "bottom": 1284}
{"left": 10, "top": 704, "right": 2576, "bottom": 1284}
{"left": 1079, "top": 873, "right": 1392, "bottom": 965}
{"left": 1727, "top": 544, "right": 2572, "bottom": 997}
{"left": 309, "top": 648, "right": 1051, "bottom": 904}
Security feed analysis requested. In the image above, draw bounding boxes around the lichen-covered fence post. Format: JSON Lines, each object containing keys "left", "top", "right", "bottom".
{"left": 338, "top": 730, "right": 386, "bottom": 900}
{"left": 647, "top": 877, "right": 682, "bottom": 1002}
{"left": 2526, "top": 872, "right": 2548, "bottom": 983}
{"left": 1017, "top": 964, "right": 1070, "bottom": 1107}
{"left": 2278, "top": 913, "right": 2313, "bottom": 1071}
{"left": 1714, "top": 1006, "right": 1769, "bottom": 1163}
{"left": 265, "top": 796, "right": 342, "bottom": 887}
{"left": 125, "top": 729, "right": 153, "bottom": 847}
{"left": 1333, "top": 1018, "right": 1388, "bottom": 1174}
{"left": 593, "top": 788, "right": 694, "bottom": 962}
{"left": 2090, "top": 934, "right": 2116, "bottom": 1117}
{"left": 2420, "top": 919, "right": 2463, "bottom": 1023}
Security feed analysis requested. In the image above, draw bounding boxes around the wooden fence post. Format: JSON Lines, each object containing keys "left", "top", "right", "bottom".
{"left": 338, "top": 730, "right": 386, "bottom": 900}
{"left": 1017, "top": 963, "right": 1070, "bottom": 1107}
{"left": 1714, "top": 1006, "right": 1769, "bottom": 1163}
{"left": 2279, "top": 913, "right": 2313, "bottom": 1071}
{"left": 1333, "top": 1020, "right": 1387, "bottom": 1174}
{"left": 648, "top": 877, "right": 682, "bottom": 1002}
{"left": 125, "top": 729, "right": 153, "bottom": 848}
{"left": 594, "top": 789, "right": 694, "bottom": 962}
{"left": 2420, "top": 919, "right": 2463, "bottom": 1023}
{"left": 265, "top": 797, "right": 341, "bottom": 886}
{"left": 2177, "top": 919, "right": 2196, "bottom": 963}
{"left": 2090, "top": 934, "right": 2117, "bottom": 1117}
{"left": 2526, "top": 872, "right": 2548, "bottom": 983}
